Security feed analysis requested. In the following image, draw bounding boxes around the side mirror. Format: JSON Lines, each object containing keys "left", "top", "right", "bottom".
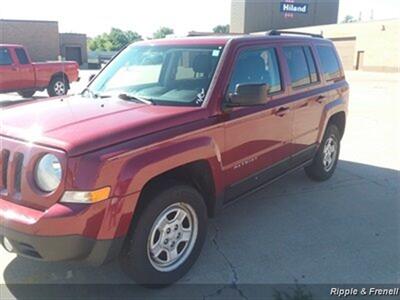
{"left": 227, "top": 83, "right": 269, "bottom": 107}
{"left": 89, "top": 74, "right": 96, "bottom": 82}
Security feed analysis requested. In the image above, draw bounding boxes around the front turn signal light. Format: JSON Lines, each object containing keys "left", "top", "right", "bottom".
{"left": 60, "top": 187, "right": 111, "bottom": 204}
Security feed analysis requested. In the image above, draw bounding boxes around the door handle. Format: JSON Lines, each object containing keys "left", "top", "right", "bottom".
{"left": 300, "top": 101, "right": 309, "bottom": 108}
{"left": 316, "top": 95, "right": 326, "bottom": 104}
{"left": 274, "top": 106, "right": 289, "bottom": 117}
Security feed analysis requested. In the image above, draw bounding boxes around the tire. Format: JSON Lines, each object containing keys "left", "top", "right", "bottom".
{"left": 305, "top": 124, "right": 340, "bottom": 181}
{"left": 120, "top": 182, "right": 208, "bottom": 286}
{"left": 47, "top": 76, "right": 68, "bottom": 97}
{"left": 17, "top": 90, "right": 35, "bottom": 98}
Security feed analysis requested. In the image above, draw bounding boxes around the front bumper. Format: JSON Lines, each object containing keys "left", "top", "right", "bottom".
{"left": 0, "top": 192, "right": 141, "bottom": 265}
{"left": 0, "top": 225, "right": 124, "bottom": 265}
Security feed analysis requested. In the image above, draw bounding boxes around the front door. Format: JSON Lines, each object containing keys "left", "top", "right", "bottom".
{"left": 222, "top": 46, "right": 294, "bottom": 201}
{"left": 14, "top": 48, "right": 35, "bottom": 89}
{"left": 0, "top": 47, "right": 19, "bottom": 92}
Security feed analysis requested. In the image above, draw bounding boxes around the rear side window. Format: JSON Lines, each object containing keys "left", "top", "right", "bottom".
{"left": 228, "top": 47, "right": 282, "bottom": 94}
{"left": 15, "top": 48, "right": 29, "bottom": 64}
{"left": 283, "top": 46, "right": 318, "bottom": 88}
{"left": 0, "top": 48, "right": 12, "bottom": 65}
{"left": 316, "top": 45, "right": 341, "bottom": 81}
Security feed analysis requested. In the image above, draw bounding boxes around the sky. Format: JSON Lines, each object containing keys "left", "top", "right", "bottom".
{"left": 1, "top": 0, "right": 399, "bottom": 38}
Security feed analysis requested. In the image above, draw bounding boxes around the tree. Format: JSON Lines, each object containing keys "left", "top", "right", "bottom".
{"left": 213, "top": 24, "right": 230, "bottom": 34}
{"left": 341, "top": 15, "right": 356, "bottom": 23}
{"left": 88, "top": 28, "right": 142, "bottom": 51}
{"left": 153, "top": 27, "right": 174, "bottom": 39}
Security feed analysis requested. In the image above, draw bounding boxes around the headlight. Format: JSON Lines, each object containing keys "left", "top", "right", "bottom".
{"left": 34, "top": 154, "right": 62, "bottom": 192}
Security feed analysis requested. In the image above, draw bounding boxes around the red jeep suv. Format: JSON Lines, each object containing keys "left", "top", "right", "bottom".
{"left": 0, "top": 31, "right": 348, "bottom": 285}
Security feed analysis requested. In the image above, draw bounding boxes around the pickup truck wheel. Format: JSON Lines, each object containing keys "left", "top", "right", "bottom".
{"left": 47, "top": 77, "right": 68, "bottom": 97}
{"left": 305, "top": 124, "right": 340, "bottom": 181}
{"left": 120, "top": 183, "right": 207, "bottom": 286}
{"left": 17, "top": 90, "right": 35, "bottom": 98}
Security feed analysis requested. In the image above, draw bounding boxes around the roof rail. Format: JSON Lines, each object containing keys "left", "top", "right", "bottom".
{"left": 267, "top": 30, "right": 323, "bottom": 38}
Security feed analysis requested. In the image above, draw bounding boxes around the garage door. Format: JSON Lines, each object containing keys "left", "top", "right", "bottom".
{"left": 65, "top": 47, "right": 82, "bottom": 65}
{"left": 331, "top": 37, "right": 356, "bottom": 70}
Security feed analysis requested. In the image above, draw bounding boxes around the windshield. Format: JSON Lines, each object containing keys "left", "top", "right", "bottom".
{"left": 88, "top": 44, "right": 224, "bottom": 106}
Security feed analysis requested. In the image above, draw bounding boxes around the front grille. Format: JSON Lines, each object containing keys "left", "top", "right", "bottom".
{"left": 14, "top": 153, "right": 24, "bottom": 193}
{"left": 0, "top": 149, "right": 24, "bottom": 196}
{"left": 0, "top": 150, "right": 10, "bottom": 190}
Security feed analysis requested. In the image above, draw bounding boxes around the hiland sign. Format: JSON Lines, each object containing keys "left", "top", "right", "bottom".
{"left": 280, "top": 2, "right": 309, "bottom": 14}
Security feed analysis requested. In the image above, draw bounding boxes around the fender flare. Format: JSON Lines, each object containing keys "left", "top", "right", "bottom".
{"left": 317, "top": 98, "right": 346, "bottom": 143}
{"left": 114, "top": 136, "right": 224, "bottom": 197}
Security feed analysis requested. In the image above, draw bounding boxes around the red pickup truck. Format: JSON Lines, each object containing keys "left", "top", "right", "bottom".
{"left": 0, "top": 32, "right": 348, "bottom": 286}
{"left": 0, "top": 44, "right": 79, "bottom": 98}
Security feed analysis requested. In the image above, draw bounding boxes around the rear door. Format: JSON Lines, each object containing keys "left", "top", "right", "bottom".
{"left": 14, "top": 48, "right": 35, "bottom": 89}
{"left": 281, "top": 44, "right": 325, "bottom": 163}
{"left": 0, "top": 47, "right": 19, "bottom": 92}
{"left": 222, "top": 45, "right": 294, "bottom": 200}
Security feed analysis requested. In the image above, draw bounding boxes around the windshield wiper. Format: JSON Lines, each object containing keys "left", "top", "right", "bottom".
{"left": 118, "top": 93, "right": 155, "bottom": 105}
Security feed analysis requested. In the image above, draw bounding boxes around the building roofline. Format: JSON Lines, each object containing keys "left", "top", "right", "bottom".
{"left": 0, "top": 18, "right": 58, "bottom": 24}
{"left": 60, "top": 32, "right": 87, "bottom": 36}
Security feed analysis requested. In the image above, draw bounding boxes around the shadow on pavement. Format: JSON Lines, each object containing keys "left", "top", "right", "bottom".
{"left": 2, "top": 160, "right": 399, "bottom": 299}
{"left": 0, "top": 96, "right": 47, "bottom": 108}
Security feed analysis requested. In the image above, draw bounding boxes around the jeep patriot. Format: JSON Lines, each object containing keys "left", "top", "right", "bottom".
{"left": 0, "top": 31, "right": 348, "bottom": 285}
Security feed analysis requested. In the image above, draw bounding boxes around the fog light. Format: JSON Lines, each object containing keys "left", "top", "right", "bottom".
{"left": 3, "top": 237, "right": 14, "bottom": 252}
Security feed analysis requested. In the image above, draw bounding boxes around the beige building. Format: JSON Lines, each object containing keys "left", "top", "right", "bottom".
{"left": 0, "top": 19, "right": 88, "bottom": 66}
{"left": 283, "top": 19, "right": 400, "bottom": 72}
{"left": 0, "top": 19, "right": 60, "bottom": 61}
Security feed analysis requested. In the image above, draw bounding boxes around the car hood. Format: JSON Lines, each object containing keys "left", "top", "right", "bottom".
{"left": 0, "top": 95, "right": 207, "bottom": 156}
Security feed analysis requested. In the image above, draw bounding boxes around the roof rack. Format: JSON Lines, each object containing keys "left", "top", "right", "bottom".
{"left": 267, "top": 30, "right": 323, "bottom": 38}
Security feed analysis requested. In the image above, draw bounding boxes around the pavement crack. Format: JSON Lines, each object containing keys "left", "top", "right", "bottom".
{"left": 340, "top": 167, "right": 398, "bottom": 193}
{"left": 203, "top": 225, "right": 248, "bottom": 300}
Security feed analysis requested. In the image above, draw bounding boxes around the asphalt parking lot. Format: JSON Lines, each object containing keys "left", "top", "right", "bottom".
{"left": 0, "top": 71, "right": 399, "bottom": 299}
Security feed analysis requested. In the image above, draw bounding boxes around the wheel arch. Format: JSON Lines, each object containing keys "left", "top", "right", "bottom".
{"left": 327, "top": 111, "right": 346, "bottom": 140}
{"left": 115, "top": 136, "right": 224, "bottom": 220}
{"left": 136, "top": 160, "right": 217, "bottom": 218}
{"left": 318, "top": 98, "right": 347, "bottom": 143}
{"left": 49, "top": 72, "right": 70, "bottom": 89}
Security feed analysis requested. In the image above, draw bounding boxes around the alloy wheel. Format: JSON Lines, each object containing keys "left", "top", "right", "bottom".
{"left": 147, "top": 202, "right": 198, "bottom": 272}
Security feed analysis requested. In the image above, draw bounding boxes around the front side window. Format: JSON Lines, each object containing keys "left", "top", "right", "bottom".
{"left": 283, "top": 46, "right": 314, "bottom": 88}
{"left": 228, "top": 47, "right": 282, "bottom": 94}
{"left": 88, "top": 45, "right": 224, "bottom": 106}
{"left": 15, "top": 48, "right": 29, "bottom": 64}
{"left": 316, "top": 45, "right": 341, "bottom": 81}
{"left": 0, "top": 48, "right": 12, "bottom": 65}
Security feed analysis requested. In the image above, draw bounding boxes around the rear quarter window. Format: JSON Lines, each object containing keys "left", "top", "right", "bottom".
{"left": 0, "top": 48, "right": 13, "bottom": 65}
{"left": 316, "top": 45, "right": 342, "bottom": 81}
